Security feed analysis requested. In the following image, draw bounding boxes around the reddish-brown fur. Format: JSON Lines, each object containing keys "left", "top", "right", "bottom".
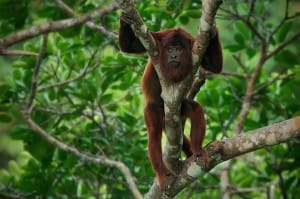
{"left": 119, "top": 16, "right": 222, "bottom": 188}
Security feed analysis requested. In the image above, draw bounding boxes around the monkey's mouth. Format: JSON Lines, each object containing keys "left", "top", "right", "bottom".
{"left": 168, "top": 61, "right": 180, "bottom": 68}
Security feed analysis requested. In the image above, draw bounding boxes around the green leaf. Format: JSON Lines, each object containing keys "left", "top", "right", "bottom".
{"left": 246, "top": 48, "right": 256, "bottom": 59}
{"left": 100, "top": 94, "right": 113, "bottom": 104}
{"left": 179, "top": 15, "right": 189, "bottom": 24}
{"left": 0, "top": 113, "right": 12, "bottom": 123}
{"left": 0, "top": 169, "right": 11, "bottom": 184}
{"left": 224, "top": 44, "right": 244, "bottom": 52}
{"left": 12, "top": 60, "right": 28, "bottom": 68}
{"left": 234, "top": 33, "right": 245, "bottom": 45}
{"left": 237, "top": 3, "right": 248, "bottom": 15}
{"left": 235, "top": 21, "right": 250, "bottom": 39}
{"left": 274, "top": 49, "right": 298, "bottom": 65}
{"left": 144, "top": 6, "right": 161, "bottom": 13}
{"left": 8, "top": 160, "right": 22, "bottom": 175}
{"left": 102, "top": 76, "right": 115, "bottom": 92}
{"left": 10, "top": 125, "right": 29, "bottom": 140}
{"left": 186, "top": 9, "right": 201, "bottom": 18}
{"left": 294, "top": 68, "right": 300, "bottom": 81}
{"left": 0, "top": 103, "right": 10, "bottom": 111}
{"left": 120, "top": 111, "right": 137, "bottom": 125}
{"left": 277, "top": 21, "right": 293, "bottom": 43}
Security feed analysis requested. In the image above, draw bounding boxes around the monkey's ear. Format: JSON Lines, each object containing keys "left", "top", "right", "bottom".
{"left": 119, "top": 18, "right": 146, "bottom": 53}
{"left": 201, "top": 27, "right": 223, "bottom": 73}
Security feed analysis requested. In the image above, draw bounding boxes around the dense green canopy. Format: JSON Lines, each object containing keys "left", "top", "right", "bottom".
{"left": 0, "top": 0, "right": 299, "bottom": 198}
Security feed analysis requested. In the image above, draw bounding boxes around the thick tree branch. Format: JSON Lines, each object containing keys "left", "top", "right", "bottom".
{"left": 193, "top": 0, "right": 222, "bottom": 64}
{"left": 145, "top": 117, "right": 300, "bottom": 198}
{"left": 119, "top": 1, "right": 158, "bottom": 62}
{"left": 216, "top": 117, "right": 300, "bottom": 161}
{"left": 186, "top": 69, "right": 206, "bottom": 100}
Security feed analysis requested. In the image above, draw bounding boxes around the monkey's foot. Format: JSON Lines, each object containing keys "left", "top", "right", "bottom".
{"left": 194, "top": 148, "right": 209, "bottom": 168}
{"left": 156, "top": 169, "right": 177, "bottom": 190}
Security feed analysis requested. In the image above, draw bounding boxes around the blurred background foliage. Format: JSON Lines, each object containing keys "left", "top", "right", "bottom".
{"left": 0, "top": 0, "right": 299, "bottom": 198}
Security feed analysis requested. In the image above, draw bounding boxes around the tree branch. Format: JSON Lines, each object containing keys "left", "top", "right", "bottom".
{"left": 0, "top": 49, "right": 38, "bottom": 56}
{"left": 220, "top": 7, "right": 264, "bottom": 42}
{"left": 0, "top": 2, "right": 119, "bottom": 48}
{"left": 54, "top": 0, "right": 117, "bottom": 39}
{"left": 38, "top": 49, "right": 100, "bottom": 92}
{"left": 145, "top": 117, "right": 300, "bottom": 198}
{"left": 266, "top": 32, "right": 300, "bottom": 60}
{"left": 26, "top": 34, "right": 48, "bottom": 112}
{"left": 186, "top": 69, "right": 206, "bottom": 100}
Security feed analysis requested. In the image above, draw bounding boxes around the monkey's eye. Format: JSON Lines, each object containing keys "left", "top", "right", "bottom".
{"left": 167, "top": 45, "right": 182, "bottom": 53}
{"left": 175, "top": 46, "right": 183, "bottom": 51}
{"left": 167, "top": 47, "right": 174, "bottom": 53}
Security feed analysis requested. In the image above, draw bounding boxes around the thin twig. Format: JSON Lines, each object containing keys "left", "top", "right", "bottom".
{"left": 26, "top": 34, "right": 48, "bottom": 112}
{"left": 55, "top": 0, "right": 117, "bottom": 39}
{"left": 39, "top": 65, "right": 99, "bottom": 91}
{"left": 252, "top": 73, "right": 289, "bottom": 95}
{"left": 247, "top": 0, "right": 256, "bottom": 21}
{"left": 288, "top": 12, "right": 300, "bottom": 19}
{"left": 266, "top": 32, "right": 300, "bottom": 60}
{"left": 232, "top": 54, "right": 249, "bottom": 75}
{"left": 221, "top": 71, "right": 247, "bottom": 79}
{"left": 269, "top": 0, "right": 290, "bottom": 40}
{"left": 220, "top": 7, "right": 264, "bottom": 41}
{"left": 233, "top": 44, "right": 267, "bottom": 135}
{"left": 0, "top": 49, "right": 38, "bottom": 56}
{"left": 38, "top": 49, "right": 100, "bottom": 92}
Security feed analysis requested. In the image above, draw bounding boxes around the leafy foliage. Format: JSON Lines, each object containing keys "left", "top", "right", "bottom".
{"left": 0, "top": 0, "right": 299, "bottom": 198}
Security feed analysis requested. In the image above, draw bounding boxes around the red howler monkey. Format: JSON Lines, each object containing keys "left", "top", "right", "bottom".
{"left": 119, "top": 14, "right": 222, "bottom": 188}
